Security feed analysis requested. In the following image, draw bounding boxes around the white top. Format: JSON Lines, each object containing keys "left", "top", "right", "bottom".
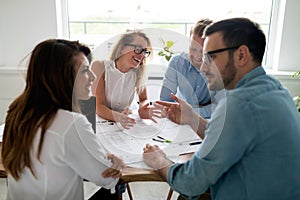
{"left": 6, "top": 110, "right": 118, "bottom": 200}
{"left": 0, "top": 123, "right": 4, "bottom": 142}
{"left": 104, "top": 60, "right": 138, "bottom": 112}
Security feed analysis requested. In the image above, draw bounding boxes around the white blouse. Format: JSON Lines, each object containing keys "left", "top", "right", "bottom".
{"left": 6, "top": 109, "right": 118, "bottom": 200}
{"left": 104, "top": 60, "right": 138, "bottom": 112}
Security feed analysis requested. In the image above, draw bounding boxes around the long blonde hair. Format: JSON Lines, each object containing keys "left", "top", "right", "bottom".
{"left": 109, "top": 30, "right": 152, "bottom": 94}
{"left": 1, "top": 39, "right": 91, "bottom": 180}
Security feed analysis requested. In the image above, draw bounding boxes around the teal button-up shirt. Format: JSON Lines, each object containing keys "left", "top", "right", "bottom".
{"left": 167, "top": 66, "right": 300, "bottom": 200}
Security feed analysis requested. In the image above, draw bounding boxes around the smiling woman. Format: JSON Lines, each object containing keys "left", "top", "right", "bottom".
{"left": 73, "top": 53, "right": 96, "bottom": 100}
{"left": 90, "top": 30, "right": 164, "bottom": 129}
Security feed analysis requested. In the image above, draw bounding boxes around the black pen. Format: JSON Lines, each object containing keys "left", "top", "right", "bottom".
{"left": 152, "top": 138, "right": 164, "bottom": 143}
{"left": 157, "top": 136, "right": 166, "bottom": 140}
{"left": 97, "top": 120, "right": 114, "bottom": 125}
{"left": 189, "top": 141, "right": 202, "bottom": 146}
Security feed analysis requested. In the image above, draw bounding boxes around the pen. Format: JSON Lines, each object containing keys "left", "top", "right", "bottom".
{"left": 157, "top": 136, "right": 166, "bottom": 140}
{"left": 189, "top": 141, "right": 202, "bottom": 146}
{"left": 97, "top": 120, "right": 114, "bottom": 125}
{"left": 152, "top": 138, "right": 164, "bottom": 143}
{"left": 137, "top": 101, "right": 153, "bottom": 105}
{"left": 157, "top": 136, "right": 172, "bottom": 143}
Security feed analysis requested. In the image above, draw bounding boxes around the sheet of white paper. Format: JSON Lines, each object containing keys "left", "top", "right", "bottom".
{"left": 122, "top": 117, "right": 168, "bottom": 139}
{"left": 97, "top": 116, "right": 202, "bottom": 169}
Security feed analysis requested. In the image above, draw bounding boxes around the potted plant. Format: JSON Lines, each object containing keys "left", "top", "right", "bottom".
{"left": 157, "top": 39, "right": 175, "bottom": 61}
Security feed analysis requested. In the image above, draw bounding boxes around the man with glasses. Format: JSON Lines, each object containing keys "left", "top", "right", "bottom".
{"left": 144, "top": 18, "right": 300, "bottom": 200}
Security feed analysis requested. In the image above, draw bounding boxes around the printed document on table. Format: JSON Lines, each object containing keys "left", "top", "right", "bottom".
{"left": 96, "top": 117, "right": 202, "bottom": 169}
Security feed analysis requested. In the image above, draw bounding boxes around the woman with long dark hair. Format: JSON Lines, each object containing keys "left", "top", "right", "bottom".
{"left": 2, "top": 39, "right": 124, "bottom": 200}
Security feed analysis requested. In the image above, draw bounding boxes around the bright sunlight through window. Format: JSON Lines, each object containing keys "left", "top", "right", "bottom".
{"left": 67, "top": 0, "right": 273, "bottom": 66}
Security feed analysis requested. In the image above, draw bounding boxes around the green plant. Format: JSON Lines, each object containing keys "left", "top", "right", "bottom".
{"left": 158, "top": 39, "right": 175, "bottom": 61}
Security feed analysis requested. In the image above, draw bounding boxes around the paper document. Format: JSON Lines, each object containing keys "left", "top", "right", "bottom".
{"left": 96, "top": 115, "right": 201, "bottom": 169}
{"left": 122, "top": 116, "right": 167, "bottom": 139}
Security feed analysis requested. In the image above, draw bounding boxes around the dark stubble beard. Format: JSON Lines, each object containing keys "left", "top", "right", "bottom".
{"left": 208, "top": 55, "right": 236, "bottom": 91}
{"left": 222, "top": 55, "right": 237, "bottom": 89}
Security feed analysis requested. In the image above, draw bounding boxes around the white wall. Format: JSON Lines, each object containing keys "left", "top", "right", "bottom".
{"left": 277, "top": 0, "right": 300, "bottom": 71}
{"left": 0, "top": 0, "right": 300, "bottom": 123}
{"left": 0, "top": 0, "right": 58, "bottom": 67}
{"left": 0, "top": 68, "right": 26, "bottom": 123}
{"left": 0, "top": 0, "right": 59, "bottom": 123}
{"left": 267, "top": 0, "right": 300, "bottom": 71}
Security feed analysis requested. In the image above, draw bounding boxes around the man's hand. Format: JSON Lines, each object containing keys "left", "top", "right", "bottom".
{"left": 143, "top": 144, "right": 173, "bottom": 170}
{"left": 155, "top": 93, "right": 197, "bottom": 125}
{"left": 138, "top": 102, "right": 164, "bottom": 123}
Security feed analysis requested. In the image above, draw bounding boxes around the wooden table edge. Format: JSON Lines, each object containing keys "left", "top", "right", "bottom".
{"left": 120, "top": 152, "right": 194, "bottom": 183}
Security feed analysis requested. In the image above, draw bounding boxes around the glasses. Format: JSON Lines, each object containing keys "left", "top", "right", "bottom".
{"left": 202, "top": 46, "right": 239, "bottom": 65}
{"left": 125, "top": 44, "right": 151, "bottom": 58}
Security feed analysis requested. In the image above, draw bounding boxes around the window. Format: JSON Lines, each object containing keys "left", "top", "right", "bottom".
{"left": 66, "top": 0, "right": 274, "bottom": 66}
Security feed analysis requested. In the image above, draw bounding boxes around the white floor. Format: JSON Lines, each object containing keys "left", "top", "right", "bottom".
{"left": 0, "top": 178, "right": 179, "bottom": 200}
{"left": 0, "top": 179, "right": 7, "bottom": 200}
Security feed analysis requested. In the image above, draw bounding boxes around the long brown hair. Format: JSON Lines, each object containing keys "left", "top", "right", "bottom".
{"left": 109, "top": 30, "right": 152, "bottom": 94}
{"left": 1, "top": 39, "right": 90, "bottom": 180}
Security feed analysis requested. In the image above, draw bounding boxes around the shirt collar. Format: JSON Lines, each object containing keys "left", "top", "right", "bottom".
{"left": 189, "top": 63, "right": 199, "bottom": 72}
{"left": 235, "top": 66, "right": 265, "bottom": 89}
{"left": 182, "top": 52, "right": 200, "bottom": 72}
{"left": 210, "top": 89, "right": 226, "bottom": 104}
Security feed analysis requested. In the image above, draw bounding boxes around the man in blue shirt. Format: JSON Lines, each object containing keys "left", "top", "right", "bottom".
{"left": 144, "top": 18, "right": 300, "bottom": 200}
{"left": 160, "top": 19, "right": 213, "bottom": 118}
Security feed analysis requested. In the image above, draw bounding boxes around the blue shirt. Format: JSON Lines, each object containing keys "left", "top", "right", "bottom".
{"left": 167, "top": 66, "right": 300, "bottom": 200}
{"left": 160, "top": 52, "right": 212, "bottom": 118}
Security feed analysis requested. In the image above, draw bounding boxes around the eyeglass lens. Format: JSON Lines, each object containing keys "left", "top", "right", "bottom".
{"left": 125, "top": 44, "right": 150, "bottom": 57}
{"left": 134, "top": 47, "right": 150, "bottom": 57}
{"left": 202, "top": 53, "right": 212, "bottom": 65}
{"left": 202, "top": 46, "right": 239, "bottom": 65}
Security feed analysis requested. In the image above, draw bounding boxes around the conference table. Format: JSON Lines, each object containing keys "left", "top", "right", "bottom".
{"left": 0, "top": 115, "right": 201, "bottom": 199}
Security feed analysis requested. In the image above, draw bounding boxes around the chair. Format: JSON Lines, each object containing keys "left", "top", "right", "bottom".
{"left": 79, "top": 96, "right": 96, "bottom": 133}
